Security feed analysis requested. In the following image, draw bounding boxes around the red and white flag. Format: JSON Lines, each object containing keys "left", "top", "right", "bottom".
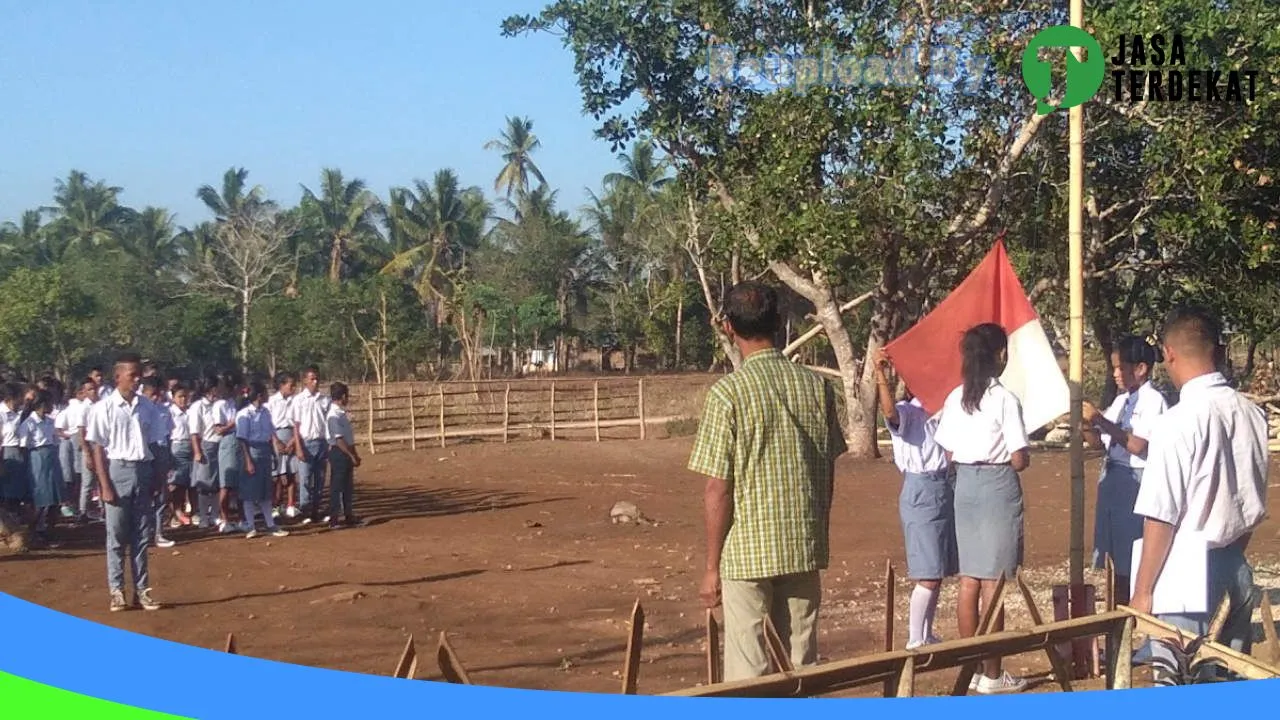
{"left": 882, "top": 239, "right": 1069, "bottom": 433}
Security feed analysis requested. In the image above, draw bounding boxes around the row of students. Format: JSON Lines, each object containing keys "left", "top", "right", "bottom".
{"left": 874, "top": 312, "right": 1264, "bottom": 693}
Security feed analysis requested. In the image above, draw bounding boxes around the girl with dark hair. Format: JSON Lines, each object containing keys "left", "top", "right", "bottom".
{"left": 19, "top": 389, "right": 60, "bottom": 541}
{"left": 189, "top": 375, "right": 224, "bottom": 529}
{"left": 212, "top": 374, "right": 243, "bottom": 532}
{"left": 1, "top": 383, "right": 28, "bottom": 512}
{"left": 1083, "top": 335, "right": 1168, "bottom": 604}
{"left": 934, "top": 322, "right": 1030, "bottom": 695}
{"left": 236, "top": 380, "right": 289, "bottom": 539}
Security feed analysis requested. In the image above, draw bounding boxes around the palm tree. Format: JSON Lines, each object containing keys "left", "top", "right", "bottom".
{"left": 604, "top": 140, "right": 672, "bottom": 197}
{"left": 122, "top": 206, "right": 179, "bottom": 277}
{"left": 197, "top": 167, "right": 271, "bottom": 223}
{"left": 485, "top": 116, "right": 548, "bottom": 199}
{"left": 0, "top": 210, "right": 51, "bottom": 266}
{"left": 299, "top": 168, "right": 382, "bottom": 282}
{"left": 44, "top": 170, "right": 135, "bottom": 256}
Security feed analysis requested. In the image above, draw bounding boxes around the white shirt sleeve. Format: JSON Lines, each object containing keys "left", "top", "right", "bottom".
{"left": 17, "top": 417, "right": 30, "bottom": 449}
{"left": 932, "top": 390, "right": 960, "bottom": 452}
{"left": 234, "top": 409, "right": 250, "bottom": 441}
{"left": 84, "top": 404, "right": 105, "bottom": 446}
{"left": 1129, "top": 387, "right": 1168, "bottom": 441}
{"left": 886, "top": 401, "right": 914, "bottom": 438}
{"left": 1001, "top": 390, "right": 1030, "bottom": 454}
{"left": 1132, "top": 414, "right": 1189, "bottom": 526}
{"left": 326, "top": 410, "right": 340, "bottom": 444}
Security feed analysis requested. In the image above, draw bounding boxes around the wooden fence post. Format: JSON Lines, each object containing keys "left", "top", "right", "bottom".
{"left": 409, "top": 385, "right": 417, "bottom": 451}
{"left": 594, "top": 380, "right": 601, "bottom": 442}
{"left": 438, "top": 386, "right": 446, "bottom": 449}
{"left": 550, "top": 382, "right": 556, "bottom": 441}
{"left": 503, "top": 384, "right": 511, "bottom": 443}
{"left": 638, "top": 378, "right": 646, "bottom": 440}
{"left": 367, "top": 391, "right": 376, "bottom": 456}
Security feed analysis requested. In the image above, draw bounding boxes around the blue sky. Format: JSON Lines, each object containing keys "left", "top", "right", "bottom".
{"left": 0, "top": 1, "right": 624, "bottom": 227}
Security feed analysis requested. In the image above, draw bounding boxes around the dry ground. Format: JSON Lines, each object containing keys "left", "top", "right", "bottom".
{"left": 4, "top": 436, "right": 1280, "bottom": 697}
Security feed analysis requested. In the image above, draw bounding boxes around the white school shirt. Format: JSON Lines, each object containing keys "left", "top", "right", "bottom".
{"left": 0, "top": 406, "right": 21, "bottom": 448}
{"left": 885, "top": 398, "right": 949, "bottom": 474}
{"left": 97, "top": 384, "right": 113, "bottom": 400}
{"left": 19, "top": 413, "right": 57, "bottom": 448}
{"left": 52, "top": 404, "right": 70, "bottom": 441}
{"left": 235, "top": 403, "right": 275, "bottom": 444}
{"left": 325, "top": 405, "right": 355, "bottom": 448}
{"left": 291, "top": 388, "right": 332, "bottom": 442}
{"left": 1100, "top": 381, "right": 1168, "bottom": 469}
{"left": 169, "top": 405, "right": 191, "bottom": 443}
{"left": 1133, "top": 372, "right": 1269, "bottom": 549}
{"left": 266, "top": 391, "right": 294, "bottom": 430}
{"left": 154, "top": 399, "right": 175, "bottom": 442}
{"left": 191, "top": 397, "right": 224, "bottom": 442}
{"left": 934, "top": 379, "right": 1030, "bottom": 465}
{"left": 84, "top": 390, "right": 166, "bottom": 462}
{"left": 65, "top": 398, "right": 91, "bottom": 432}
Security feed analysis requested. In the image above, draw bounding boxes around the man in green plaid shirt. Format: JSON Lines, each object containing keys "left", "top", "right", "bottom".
{"left": 689, "top": 281, "right": 847, "bottom": 682}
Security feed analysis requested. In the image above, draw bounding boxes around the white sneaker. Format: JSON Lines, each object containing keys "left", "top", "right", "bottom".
{"left": 246, "top": 529, "right": 259, "bottom": 540}
{"left": 905, "top": 635, "right": 944, "bottom": 651}
{"left": 155, "top": 536, "right": 176, "bottom": 549}
{"left": 270, "top": 527, "right": 289, "bottom": 538}
{"left": 191, "top": 515, "right": 202, "bottom": 528}
{"left": 219, "top": 522, "right": 237, "bottom": 534}
{"left": 285, "top": 506, "right": 299, "bottom": 519}
{"left": 272, "top": 507, "right": 281, "bottom": 519}
{"left": 974, "top": 671, "right": 1027, "bottom": 695}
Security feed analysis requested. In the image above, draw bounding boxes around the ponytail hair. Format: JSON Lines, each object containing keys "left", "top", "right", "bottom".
{"left": 960, "top": 323, "right": 1009, "bottom": 414}
{"left": 1116, "top": 334, "right": 1163, "bottom": 367}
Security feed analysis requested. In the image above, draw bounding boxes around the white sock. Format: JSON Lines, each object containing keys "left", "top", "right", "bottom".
{"left": 924, "top": 585, "right": 941, "bottom": 639}
{"left": 908, "top": 584, "right": 935, "bottom": 645}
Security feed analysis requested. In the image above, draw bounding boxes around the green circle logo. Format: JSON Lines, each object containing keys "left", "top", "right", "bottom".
{"left": 1021, "top": 26, "right": 1106, "bottom": 115}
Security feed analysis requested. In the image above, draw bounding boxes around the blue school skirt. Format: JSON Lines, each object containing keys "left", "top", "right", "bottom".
{"left": 899, "top": 469, "right": 960, "bottom": 580}
{"left": 240, "top": 442, "right": 273, "bottom": 503}
{"left": 953, "top": 463, "right": 1024, "bottom": 580}
{"left": 1092, "top": 461, "right": 1144, "bottom": 577}
{"left": 273, "top": 427, "right": 296, "bottom": 476}
{"left": 170, "top": 439, "right": 194, "bottom": 487}
{"left": 28, "top": 445, "right": 61, "bottom": 509}
{"left": 193, "top": 440, "right": 220, "bottom": 493}
{"left": 217, "top": 435, "right": 240, "bottom": 491}
{"left": 2, "top": 446, "right": 27, "bottom": 502}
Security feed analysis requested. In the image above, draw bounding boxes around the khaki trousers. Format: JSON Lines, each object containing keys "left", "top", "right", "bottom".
{"left": 721, "top": 570, "right": 821, "bottom": 681}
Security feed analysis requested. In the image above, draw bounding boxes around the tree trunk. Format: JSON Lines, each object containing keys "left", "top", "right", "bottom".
{"left": 328, "top": 234, "right": 345, "bottom": 283}
{"left": 674, "top": 290, "right": 684, "bottom": 370}
{"left": 239, "top": 283, "right": 251, "bottom": 373}
{"left": 812, "top": 289, "right": 876, "bottom": 458}
{"left": 1093, "top": 319, "right": 1116, "bottom": 407}
{"left": 1244, "top": 335, "right": 1259, "bottom": 383}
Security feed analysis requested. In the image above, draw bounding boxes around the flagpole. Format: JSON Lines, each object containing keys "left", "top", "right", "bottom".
{"left": 1067, "top": 0, "right": 1089, "bottom": 673}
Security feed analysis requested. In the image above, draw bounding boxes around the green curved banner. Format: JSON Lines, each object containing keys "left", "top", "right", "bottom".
{"left": 0, "top": 671, "right": 191, "bottom": 719}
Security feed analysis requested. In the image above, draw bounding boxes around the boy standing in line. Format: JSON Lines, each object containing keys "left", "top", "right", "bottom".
{"left": 325, "top": 382, "right": 361, "bottom": 529}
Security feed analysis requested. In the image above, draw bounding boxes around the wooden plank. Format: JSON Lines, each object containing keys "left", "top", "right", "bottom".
{"left": 1105, "top": 554, "right": 1116, "bottom": 611}
{"left": 892, "top": 657, "right": 915, "bottom": 698}
{"left": 408, "top": 385, "right": 416, "bottom": 451}
{"left": 224, "top": 633, "right": 237, "bottom": 654}
{"left": 951, "top": 573, "right": 1007, "bottom": 696}
{"left": 638, "top": 379, "right": 646, "bottom": 440}
{"left": 367, "top": 391, "right": 376, "bottom": 455}
{"left": 365, "top": 416, "right": 685, "bottom": 446}
{"left": 622, "top": 600, "right": 645, "bottom": 694}
{"left": 1126, "top": 609, "right": 1280, "bottom": 680}
{"left": 882, "top": 559, "right": 896, "bottom": 697}
{"left": 1016, "top": 572, "right": 1073, "bottom": 692}
{"left": 1105, "top": 616, "right": 1134, "bottom": 689}
{"left": 1261, "top": 591, "right": 1280, "bottom": 665}
{"left": 1207, "top": 593, "right": 1232, "bottom": 643}
{"left": 503, "top": 384, "right": 510, "bottom": 444}
{"left": 437, "top": 632, "right": 472, "bottom": 685}
{"left": 550, "top": 382, "right": 556, "bottom": 441}
{"left": 665, "top": 611, "right": 1130, "bottom": 698}
{"left": 706, "top": 609, "right": 722, "bottom": 685}
{"left": 392, "top": 635, "right": 418, "bottom": 679}
{"left": 763, "top": 616, "right": 794, "bottom": 674}
{"left": 593, "top": 381, "right": 601, "bottom": 442}
{"left": 438, "top": 387, "right": 446, "bottom": 449}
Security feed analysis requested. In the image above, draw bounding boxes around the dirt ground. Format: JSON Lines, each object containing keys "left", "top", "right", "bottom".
{"left": 4, "top": 437, "right": 1280, "bottom": 697}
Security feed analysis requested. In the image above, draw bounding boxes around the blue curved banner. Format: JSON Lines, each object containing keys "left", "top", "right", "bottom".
{"left": 0, "top": 591, "right": 1273, "bottom": 717}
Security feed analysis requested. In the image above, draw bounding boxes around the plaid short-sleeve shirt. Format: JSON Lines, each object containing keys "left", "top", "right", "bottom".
{"left": 688, "top": 348, "right": 847, "bottom": 581}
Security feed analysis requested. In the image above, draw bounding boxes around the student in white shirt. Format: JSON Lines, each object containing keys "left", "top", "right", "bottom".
{"left": 213, "top": 372, "right": 245, "bottom": 533}
{"left": 1131, "top": 307, "right": 1268, "bottom": 675}
{"left": 140, "top": 377, "right": 176, "bottom": 549}
{"left": 267, "top": 371, "right": 299, "bottom": 519}
{"left": 875, "top": 350, "right": 956, "bottom": 651}
{"left": 237, "top": 379, "right": 289, "bottom": 539}
{"left": 188, "top": 376, "right": 221, "bottom": 528}
{"left": 68, "top": 378, "right": 100, "bottom": 523}
{"left": 1081, "top": 335, "right": 1168, "bottom": 606}
{"left": 325, "top": 382, "right": 361, "bottom": 529}
{"left": 291, "top": 365, "right": 332, "bottom": 524}
{"left": 19, "top": 390, "right": 61, "bottom": 541}
{"left": 84, "top": 353, "right": 168, "bottom": 613}
{"left": 166, "top": 384, "right": 196, "bottom": 529}
{"left": 90, "top": 366, "right": 113, "bottom": 400}
{"left": 0, "top": 383, "right": 27, "bottom": 512}
{"left": 933, "top": 323, "right": 1030, "bottom": 695}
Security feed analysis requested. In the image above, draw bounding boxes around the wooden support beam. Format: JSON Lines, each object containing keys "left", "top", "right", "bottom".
{"left": 782, "top": 291, "right": 874, "bottom": 358}
{"left": 392, "top": 635, "right": 418, "bottom": 679}
{"left": 502, "top": 384, "right": 510, "bottom": 444}
{"left": 763, "top": 616, "right": 794, "bottom": 674}
{"left": 892, "top": 657, "right": 915, "bottom": 698}
{"left": 437, "top": 632, "right": 472, "bottom": 685}
{"left": 224, "top": 633, "right": 237, "bottom": 654}
{"left": 1105, "top": 615, "right": 1134, "bottom": 689}
{"left": 1261, "top": 591, "right": 1280, "bottom": 666}
{"left": 1207, "top": 594, "right": 1232, "bottom": 643}
{"left": 438, "top": 387, "right": 446, "bottom": 449}
{"left": 1015, "top": 572, "right": 1073, "bottom": 692}
{"left": 408, "top": 385, "right": 417, "bottom": 451}
{"left": 706, "top": 609, "right": 723, "bottom": 685}
{"left": 882, "top": 559, "right": 896, "bottom": 698}
{"left": 621, "top": 600, "right": 645, "bottom": 694}
{"left": 1105, "top": 554, "right": 1116, "bottom": 611}
{"left": 594, "top": 380, "right": 601, "bottom": 442}
{"left": 638, "top": 379, "right": 646, "bottom": 440}
{"left": 367, "top": 391, "right": 376, "bottom": 455}
{"left": 951, "top": 573, "right": 1007, "bottom": 696}
{"left": 1124, "top": 608, "right": 1280, "bottom": 680}
{"left": 549, "top": 383, "right": 556, "bottom": 441}
{"left": 664, "top": 610, "right": 1131, "bottom": 698}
